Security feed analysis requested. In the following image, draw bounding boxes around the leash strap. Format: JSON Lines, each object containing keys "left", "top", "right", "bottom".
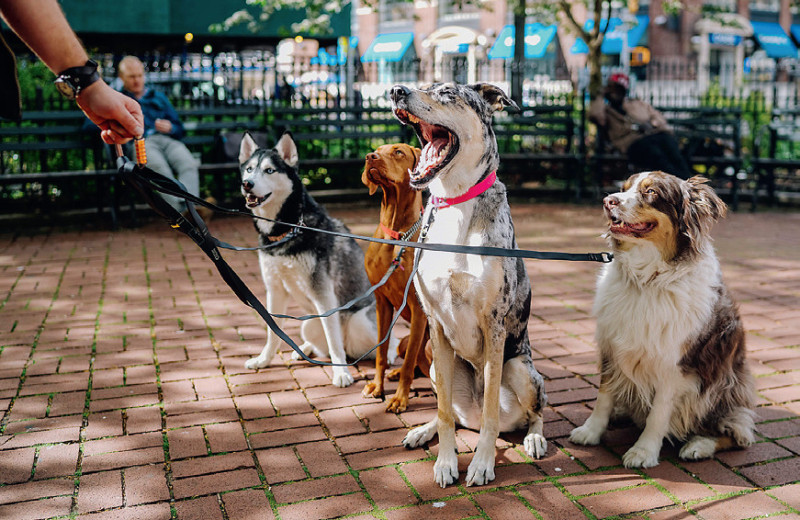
{"left": 125, "top": 168, "right": 613, "bottom": 263}
{"left": 119, "top": 156, "right": 421, "bottom": 367}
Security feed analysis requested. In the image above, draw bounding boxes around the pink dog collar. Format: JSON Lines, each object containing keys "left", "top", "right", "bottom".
{"left": 430, "top": 171, "right": 496, "bottom": 209}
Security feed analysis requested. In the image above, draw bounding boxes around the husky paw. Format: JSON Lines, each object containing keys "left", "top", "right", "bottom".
{"left": 465, "top": 453, "right": 495, "bottom": 487}
{"left": 332, "top": 370, "right": 354, "bottom": 388}
{"left": 679, "top": 437, "right": 716, "bottom": 460}
{"left": 245, "top": 356, "right": 270, "bottom": 370}
{"left": 523, "top": 433, "right": 548, "bottom": 459}
{"left": 403, "top": 423, "right": 437, "bottom": 448}
{"left": 290, "top": 343, "right": 315, "bottom": 361}
{"left": 570, "top": 423, "right": 603, "bottom": 446}
{"left": 622, "top": 445, "right": 660, "bottom": 468}
{"left": 434, "top": 453, "right": 459, "bottom": 488}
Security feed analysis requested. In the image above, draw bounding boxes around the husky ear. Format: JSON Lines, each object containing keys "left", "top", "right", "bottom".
{"left": 239, "top": 132, "right": 259, "bottom": 164}
{"left": 470, "top": 83, "right": 519, "bottom": 113}
{"left": 275, "top": 132, "right": 299, "bottom": 167}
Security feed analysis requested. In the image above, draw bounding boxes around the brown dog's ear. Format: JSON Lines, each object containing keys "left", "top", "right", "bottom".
{"left": 469, "top": 83, "right": 519, "bottom": 113}
{"left": 681, "top": 175, "right": 727, "bottom": 255}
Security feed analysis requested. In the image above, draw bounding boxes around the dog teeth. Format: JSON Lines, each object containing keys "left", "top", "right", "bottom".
{"left": 408, "top": 114, "right": 420, "bottom": 124}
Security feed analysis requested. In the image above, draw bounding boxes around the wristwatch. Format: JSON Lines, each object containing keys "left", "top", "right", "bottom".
{"left": 54, "top": 60, "right": 100, "bottom": 100}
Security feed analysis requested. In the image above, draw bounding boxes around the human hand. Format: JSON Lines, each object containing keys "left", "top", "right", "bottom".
{"left": 154, "top": 119, "right": 173, "bottom": 134}
{"left": 77, "top": 81, "right": 144, "bottom": 144}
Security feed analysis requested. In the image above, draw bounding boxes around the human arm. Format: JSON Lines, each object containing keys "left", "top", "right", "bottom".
{"left": 0, "top": 0, "right": 143, "bottom": 143}
{"left": 588, "top": 96, "right": 607, "bottom": 127}
{"left": 153, "top": 92, "right": 185, "bottom": 140}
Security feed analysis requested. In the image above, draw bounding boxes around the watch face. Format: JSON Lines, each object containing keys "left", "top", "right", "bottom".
{"left": 54, "top": 78, "right": 77, "bottom": 100}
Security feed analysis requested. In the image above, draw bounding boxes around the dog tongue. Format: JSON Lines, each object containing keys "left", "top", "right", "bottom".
{"left": 416, "top": 136, "right": 449, "bottom": 178}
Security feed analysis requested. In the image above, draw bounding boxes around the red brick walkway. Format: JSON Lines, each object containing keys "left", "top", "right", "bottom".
{"left": 1, "top": 203, "right": 799, "bottom": 520}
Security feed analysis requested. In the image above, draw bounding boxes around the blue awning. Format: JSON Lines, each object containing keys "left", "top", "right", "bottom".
{"left": 488, "top": 23, "right": 558, "bottom": 60}
{"left": 361, "top": 32, "right": 414, "bottom": 63}
{"left": 571, "top": 15, "right": 649, "bottom": 55}
{"left": 791, "top": 24, "right": 800, "bottom": 44}
{"left": 751, "top": 21, "right": 796, "bottom": 59}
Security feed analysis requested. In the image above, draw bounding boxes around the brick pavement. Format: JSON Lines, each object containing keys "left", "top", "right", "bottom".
{"left": 1, "top": 202, "right": 799, "bottom": 520}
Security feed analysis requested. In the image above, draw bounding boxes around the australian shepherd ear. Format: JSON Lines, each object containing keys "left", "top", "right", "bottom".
{"left": 680, "top": 176, "right": 727, "bottom": 255}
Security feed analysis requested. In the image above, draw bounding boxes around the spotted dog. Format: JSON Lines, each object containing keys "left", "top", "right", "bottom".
{"left": 570, "top": 171, "right": 756, "bottom": 468}
{"left": 239, "top": 132, "right": 396, "bottom": 387}
{"left": 390, "top": 83, "right": 548, "bottom": 488}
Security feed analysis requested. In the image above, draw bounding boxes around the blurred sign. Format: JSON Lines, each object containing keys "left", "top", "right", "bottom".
{"left": 630, "top": 46, "right": 650, "bottom": 66}
{"left": 709, "top": 33, "right": 742, "bottom": 46}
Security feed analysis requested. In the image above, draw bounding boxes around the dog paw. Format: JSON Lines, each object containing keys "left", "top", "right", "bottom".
{"left": 403, "top": 423, "right": 436, "bottom": 448}
{"left": 465, "top": 454, "right": 495, "bottom": 487}
{"left": 570, "top": 423, "right": 603, "bottom": 446}
{"left": 361, "top": 381, "right": 384, "bottom": 400}
{"left": 244, "top": 356, "right": 270, "bottom": 370}
{"left": 622, "top": 445, "right": 660, "bottom": 468}
{"left": 434, "top": 454, "right": 459, "bottom": 488}
{"left": 679, "top": 437, "right": 716, "bottom": 460}
{"left": 385, "top": 393, "right": 408, "bottom": 413}
{"left": 523, "top": 433, "right": 547, "bottom": 459}
{"left": 386, "top": 368, "right": 402, "bottom": 381}
{"left": 332, "top": 370, "right": 354, "bottom": 388}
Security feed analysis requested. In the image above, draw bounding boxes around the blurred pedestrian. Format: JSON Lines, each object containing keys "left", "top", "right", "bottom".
{"left": 590, "top": 73, "right": 691, "bottom": 179}
{"left": 0, "top": 0, "right": 143, "bottom": 143}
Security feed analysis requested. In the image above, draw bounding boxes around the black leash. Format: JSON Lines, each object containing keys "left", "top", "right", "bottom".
{"left": 117, "top": 143, "right": 612, "bottom": 367}
{"left": 126, "top": 162, "right": 614, "bottom": 264}
{"left": 118, "top": 150, "right": 418, "bottom": 367}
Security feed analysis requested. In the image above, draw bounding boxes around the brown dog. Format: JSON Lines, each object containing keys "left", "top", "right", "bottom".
{"left": 361, "top": 143, "right": 431, "bottom": 413}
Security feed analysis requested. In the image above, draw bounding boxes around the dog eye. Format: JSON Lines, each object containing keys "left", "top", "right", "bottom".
{"left": 246, "top": 166, "right": 253, "bottom": 173}
{"left": 646, "top": 188, "right": 657, "bottom": 195}
{"left": 394, "top": 150, "right": 404, "bottom": 156}
{"left": 266, "top": 168, "right": 274, "bottom": 174}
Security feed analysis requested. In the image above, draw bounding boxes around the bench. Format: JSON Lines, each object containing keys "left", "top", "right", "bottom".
{"left": 265, "top": 105, "right": 413, "bottom": 190}
{"left": 750, "top": 107, "right": 800, "bottom": 208}
{"left": 589, "top": 105, "right": 744, "bottom": 208}
{"left": 0, "top": 110, "right": 123, "bottom": 225}
{"left": 493, "top": 102, "right": 584, "bottom": 200}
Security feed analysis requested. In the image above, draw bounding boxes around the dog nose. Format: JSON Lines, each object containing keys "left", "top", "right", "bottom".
{"left": 367, "top": 152, "right": 379, "bottom": 161}
{"left": 603, "top": 195, "right": 620, "bottom": 209}
{"left": 242, "top": 179, "right": 254, "bottom": 192}
{"left": 390, "top": 85, "right": 410, "bottom": 103}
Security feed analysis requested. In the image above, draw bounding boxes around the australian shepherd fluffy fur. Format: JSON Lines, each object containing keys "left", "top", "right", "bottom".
{"left": 570, "top": 171, "right": 756, "bottom": 468}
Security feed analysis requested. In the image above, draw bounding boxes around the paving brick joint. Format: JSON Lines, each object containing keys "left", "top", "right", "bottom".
{"left": 1, "top": 203, "right": 799, "bottom": 520}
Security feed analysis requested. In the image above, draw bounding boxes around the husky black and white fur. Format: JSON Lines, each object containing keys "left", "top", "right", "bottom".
{"left": 570, "top": 171, "right": 756, "bottom": 468}
{"left": 391, "top": 83, "right": 548, "bottom": 488}
{"left": 239, "top": 132, "right": 394, "bottom": 387}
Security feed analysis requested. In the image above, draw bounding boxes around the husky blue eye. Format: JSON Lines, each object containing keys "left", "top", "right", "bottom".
{"left": 246, "top": 166, "right": 253, "bottom": 173}
{"left": 266, "top": 168, "right": 274, "bottom": 174}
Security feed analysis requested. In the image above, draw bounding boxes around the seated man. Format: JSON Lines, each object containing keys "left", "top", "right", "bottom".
{"left": 118, "top": 55, "right": 213, "bottom": 219}
{"left": 589, "top": 73, "right": 691, "bottom": 179}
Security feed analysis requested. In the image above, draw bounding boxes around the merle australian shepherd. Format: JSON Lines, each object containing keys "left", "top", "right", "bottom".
{"left": 571, "top": 171, "right": 756, "bottom": 468}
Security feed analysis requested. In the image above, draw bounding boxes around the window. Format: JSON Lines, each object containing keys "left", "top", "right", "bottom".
{"left": 379, "top": 0, "right": 415, "bottom": 24}
{"left": 749, "top": 0, "right": 779, "bottom": 12}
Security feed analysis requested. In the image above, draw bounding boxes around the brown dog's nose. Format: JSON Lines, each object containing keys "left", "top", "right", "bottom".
{"left": 242, "top": 179, "right": 254, "bottom": 192}
{"left": 367, "top": 152, "right": 379, "bottom": 161}
{"left": 603, "top": 195, "right": 620, "bottom": 209}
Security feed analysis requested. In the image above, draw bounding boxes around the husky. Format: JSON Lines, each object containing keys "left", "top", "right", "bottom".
{"left": 239, "top": 132, "right": 395, "bottom": 387}
{"left": 390, "top": 83, "right": 548, "bottom": 488}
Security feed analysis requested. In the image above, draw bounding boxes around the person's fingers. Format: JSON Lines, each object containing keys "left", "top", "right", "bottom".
{"left": 100, "top": 128, "right": 133, "bottom": 145}
{"left": 116, "top": 96, "right": 144, "bottom": 137}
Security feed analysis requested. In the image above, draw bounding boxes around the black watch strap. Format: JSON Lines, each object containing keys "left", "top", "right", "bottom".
{"left": 54, "top": 59, "right": 100, "bottom": 99}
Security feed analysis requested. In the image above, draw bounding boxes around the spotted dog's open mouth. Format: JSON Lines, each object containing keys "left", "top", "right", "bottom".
{"left": 393, "top": 108, "right": 458, "bottom": 188}
{"left": 245, "top": 192, "right": 270, "bottom": 208}
{"left": 608, "top": 216, "right": 656, "bottom": 236}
